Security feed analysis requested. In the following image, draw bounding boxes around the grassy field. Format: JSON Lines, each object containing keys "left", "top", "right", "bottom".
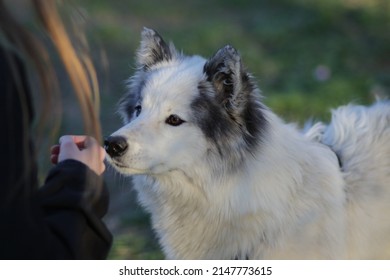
{"left": 60, "top": 0, "right": 390, "bottom": 259}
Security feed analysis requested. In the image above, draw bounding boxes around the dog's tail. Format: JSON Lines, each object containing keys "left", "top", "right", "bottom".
{"left": 321, "top": 100, "right": 390, "bottom": 257}
{"left": 321, "top": 101, "right": 390, "bottom": 183}
{"left": 303, "top": 100, "right": 390, "bottom": 188}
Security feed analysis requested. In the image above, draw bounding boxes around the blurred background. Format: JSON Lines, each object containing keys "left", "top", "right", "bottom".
{"left": 58, "top": 0, "right": 390, "bottom": 259}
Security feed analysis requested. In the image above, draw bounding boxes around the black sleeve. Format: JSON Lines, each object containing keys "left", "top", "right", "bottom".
{"left": 0, "top": 48, "right": 112, "bottom": 259}
{"left": 38, "top": 159, "right": 113, "bottom": 259}
{"left": 0, "top": 161, "right": 113, "bottom": 260}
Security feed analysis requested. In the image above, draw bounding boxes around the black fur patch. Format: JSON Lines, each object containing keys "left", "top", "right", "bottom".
{"left": 240, "top": 75, "right": 268, "bottom": 151}
{"left": 192, "top": 77, "right": 267, "bottom": 162}
{"left": 191, "top": 46, "right": 268, "bottom": 166}
{"left": 191, "top": 87, "right": 234, "bottom": 157}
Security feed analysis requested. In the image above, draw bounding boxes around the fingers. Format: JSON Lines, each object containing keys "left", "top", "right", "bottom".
{"left": 70, "top": 135, "right": 89, "bottom": 149}
{"left": 80, "top": 136, "right": 106, "bottom": 161}
{"left": 59, "top": 135, "right": 89, "bottom": 149}
{"left": 50, "top": 144, "right": 60, "bottom": 164}
{"left": 70, "top": 135, "right": 89, "bottom": 143}
{"left": 51, "top": 145, "right": 60, "bottom": 154}
{"left": 51, "top": 135, "right": 106, "bottom": 175}
{"left": 61, "top": 135, "right": 102, "bottom": 150}
{"left": 59, "top": 135, "right": 79, "bottom": 150}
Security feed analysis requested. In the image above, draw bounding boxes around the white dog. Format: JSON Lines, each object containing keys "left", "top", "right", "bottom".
{"left": 105, "top": 28, "right": 390, "bottom": 259}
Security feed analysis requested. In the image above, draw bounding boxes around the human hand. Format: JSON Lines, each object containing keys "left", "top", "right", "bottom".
{"left": 50, "top": 135, "right": 106, "bottom": 175}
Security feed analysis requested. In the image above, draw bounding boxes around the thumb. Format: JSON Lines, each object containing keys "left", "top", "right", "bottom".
{"left": 58, "top": 136, "right": 79, "bottom": 161}
{"left": 59, "top": 135, "right": 78, "bottom": 149}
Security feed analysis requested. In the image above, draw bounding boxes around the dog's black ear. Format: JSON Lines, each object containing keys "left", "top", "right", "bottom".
{"left": 136, "top": 27, "right": 178, "bottom": 70}
{"left": 203, "top": 45, "right": 250, "bottom": 114}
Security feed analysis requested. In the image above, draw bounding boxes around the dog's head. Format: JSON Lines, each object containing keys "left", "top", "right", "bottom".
{"left": 105, "top": 28, "right": 267, "bottom": 176}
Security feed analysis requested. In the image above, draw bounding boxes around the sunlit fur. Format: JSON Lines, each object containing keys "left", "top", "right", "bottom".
{"left": 106, "top": 28, "right": 390, "bottom": 259}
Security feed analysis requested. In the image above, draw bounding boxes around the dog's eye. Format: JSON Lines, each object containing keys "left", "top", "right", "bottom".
{"left": 134, "top": 105, "right": 142, "bottom": 117}
{"left": 165, "top": 114, "right": 185, "bottom": 126}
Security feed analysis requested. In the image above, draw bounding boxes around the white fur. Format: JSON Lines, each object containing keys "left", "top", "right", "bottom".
{"left": 129, "top": 110, "right": 348, "bottom": 259}
{"left": 106, "top": 30, "right": 390, "bottom": 259}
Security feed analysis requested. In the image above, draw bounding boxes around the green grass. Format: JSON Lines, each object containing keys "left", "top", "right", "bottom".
{"left": 108, "top": 234, "right": 164, "bottom": 260}
{"left": 61, "top": 0, "right": 390, "bottom": 259}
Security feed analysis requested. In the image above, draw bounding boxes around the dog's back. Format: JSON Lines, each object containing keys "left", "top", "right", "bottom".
{"left": 321, "top": 101, "right": 390, "bottom": 258}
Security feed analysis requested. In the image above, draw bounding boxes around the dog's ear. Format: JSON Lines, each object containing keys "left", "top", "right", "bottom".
{"left": 203, "top": 45, "right": 250, "bottom": 115}
{"left": 136, "top": 27, "right": 178, "bottom": 70}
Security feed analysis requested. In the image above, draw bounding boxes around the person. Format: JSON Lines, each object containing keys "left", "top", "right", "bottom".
{"left": 0, "top": 0, "right": 112, "bottom": 259}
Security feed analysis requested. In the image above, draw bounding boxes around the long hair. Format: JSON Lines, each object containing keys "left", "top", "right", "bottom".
{"left": 0, "top": 0, "right": 102, "bottom": 144}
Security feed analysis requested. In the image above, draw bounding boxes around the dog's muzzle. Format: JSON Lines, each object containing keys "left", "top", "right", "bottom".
{"left": 104, "top": 136, "right": 128, "bottom": 158}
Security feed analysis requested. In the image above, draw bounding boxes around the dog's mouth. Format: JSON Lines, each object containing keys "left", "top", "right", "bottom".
{"left": 105, "top": 156, "right": 150, "bottom": 175}
{"left": 112, "top": 161, "right": 128, "bottom": 169}
{"left": 105, "top": 156, "right": 127, "bottom": 168}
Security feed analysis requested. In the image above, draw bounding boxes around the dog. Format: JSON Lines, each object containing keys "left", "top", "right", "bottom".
{"left": 105, "top": 28, "right": 390, "bottom": 259}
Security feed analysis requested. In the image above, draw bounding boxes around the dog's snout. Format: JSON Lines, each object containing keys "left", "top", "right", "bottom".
{"left": 104, "top": 136, "right": 128, "bottom": 157}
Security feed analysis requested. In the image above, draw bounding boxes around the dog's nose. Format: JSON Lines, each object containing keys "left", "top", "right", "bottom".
{"left": 104, "top": 136, "right": 128, "bottom": 157}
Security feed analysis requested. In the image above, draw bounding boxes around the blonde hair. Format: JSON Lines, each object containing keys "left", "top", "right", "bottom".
{"left": 0, "top": 0, "right": 102, "bottom": 143}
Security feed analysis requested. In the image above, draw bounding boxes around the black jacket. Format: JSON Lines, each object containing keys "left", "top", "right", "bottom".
{"left": 0, "top": 48, "right": 112, "bottom": 259}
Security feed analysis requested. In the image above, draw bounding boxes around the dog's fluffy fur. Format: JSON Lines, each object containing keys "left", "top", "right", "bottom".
{"left": 105, "top": 28, "right": 390, "bottom": 259}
